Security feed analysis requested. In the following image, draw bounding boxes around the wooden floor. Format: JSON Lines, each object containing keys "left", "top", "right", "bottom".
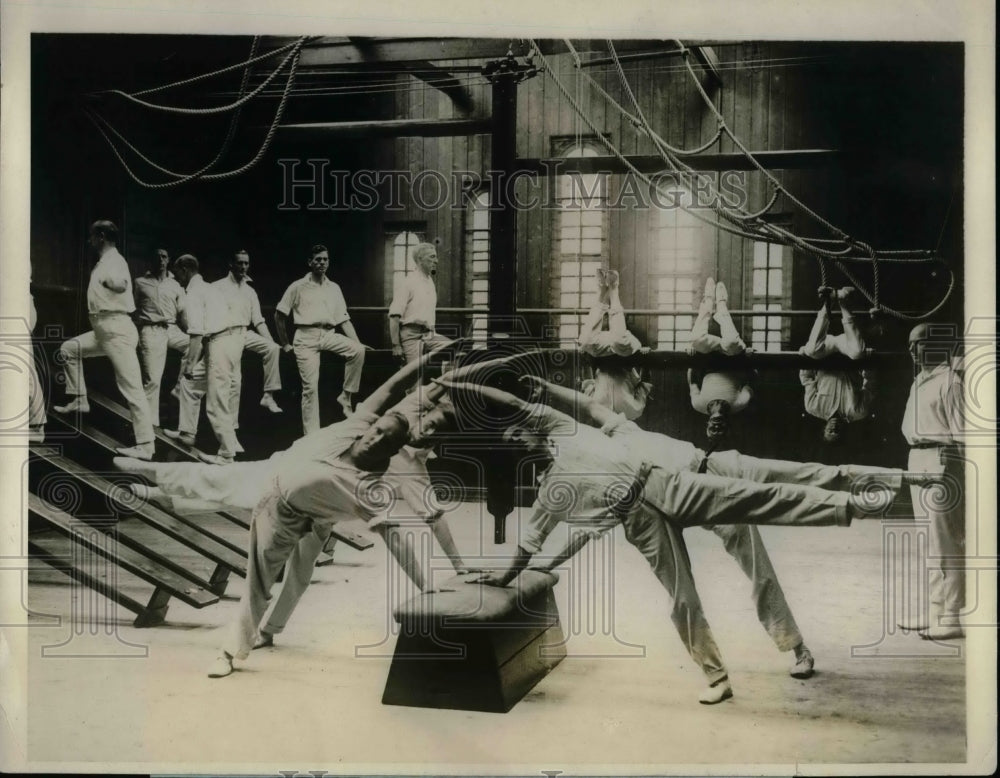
{"left": 22, "top": 503, "right": 970, "bottom": 771}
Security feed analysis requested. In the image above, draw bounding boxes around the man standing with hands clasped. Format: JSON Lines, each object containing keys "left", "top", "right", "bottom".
{"left": 275, "top": 244, "right": 367, "bottom": 432}
{"left": 388, "top": 242, "right": 450, "bottom": 364}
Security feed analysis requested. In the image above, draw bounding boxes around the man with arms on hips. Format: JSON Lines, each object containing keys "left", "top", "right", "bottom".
{"left": 899, "top": 322, "right": 965, "bottom": 641}
{"left": 275, "top": 244, "right": 366, "bottom": 432}
{"left": 388, "top": 242, "right": 450, "bottom": 364}
{"left": 216, "top": 250, "right": 283, "bottom": 421}
{"left": 134, "top": 247, "right": 188, "bottom": 429}
{"left": 165, "top": 254, "right": 241, "bottom": 464}
{"left": 54, "top": 219, "right": 155, "bottom": 460}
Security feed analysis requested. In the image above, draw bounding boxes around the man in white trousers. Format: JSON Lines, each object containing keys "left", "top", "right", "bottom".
{"left": 899, "top": 322, "right": 965, "bottom": 641}
{"left": 134, "top": 247, "right": 188, "bottom": 429}
{"left": 54, "top": 220, "right": 154, "bottom": 460}
{"left": 799, "top": 286, "right": 875, "bottom": 444}
{"left": 165, "top": 254, "right": 241, "bottom": 463}
{"left": 388, "top": 243, "right": 450, "bottom": 365}
{"left": 275, "top": 244, "right": 366, "bottom": 432}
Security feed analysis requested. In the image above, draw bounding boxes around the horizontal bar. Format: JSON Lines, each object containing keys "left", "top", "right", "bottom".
{"left": 516, "top": 150, "right": 839, "bottom": 174}
{"left": 279, "top": 117, "right": 491, "bottom": 139}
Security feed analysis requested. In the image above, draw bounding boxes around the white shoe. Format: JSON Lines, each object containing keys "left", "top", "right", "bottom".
{"left": 207, "top": 653, "right": 234, "bottom": 678}
{"left": 252, "top": 631, "right": 274, "bottom": 650}
{"left": 920, "top": 624, "right": 965, "bottom": 640}
{"left": 260, "top": 394, "right": 282, "bottom": 413}
{"left": 714, "top": 281, "right": 729, "bottom": 305}
{"left": 337, "top": 392, "right": 354, "bottom": 418}
{"left": 112, "top": 457, "right": 158, "bottom": 480}
{"left": 790, "top": 647, "right": 815, "bottom": 679}
{"left": 116, "top": 443, "right": 155, "bottom": 461}
{"left": 54, "top": 397, "right": 90, "bottom": 414}
{"left": 162, "top": 428, "right": 196, "bottom": 447}
{"left": 195, "top": 450, "right": 235, "bottom": 466}
{"left": 699, "top": 676, "right": 733, "bottom": 705}
{"left": 170, "top": 384, "right": 181, "bottom": 401}
{"left": 233, "top": 437, "right": 245, "bottom": 454}
{"left": 28, "top": 426, "right": 45, "bottom": 443}
{"left": 703, "top": 277, "right": 715, "bottom": 302}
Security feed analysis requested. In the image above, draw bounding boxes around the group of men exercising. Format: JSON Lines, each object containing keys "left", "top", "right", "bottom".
{"left": 33, "top": 220, "right": 965, "bottom": 705}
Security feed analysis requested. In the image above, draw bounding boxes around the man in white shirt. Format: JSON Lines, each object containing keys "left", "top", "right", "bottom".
{"left": 134, "top": 247, "right": 188, "bottom": 428}
{"left": 53, "top": 220, "right": 155, "bottom": 460}
{"left": 275, "top": 244, "right": 366, "bottom": 433}
{"left": 687, "top": 278, "right": 753, "bottom": 443}
{"left": 799, "top": 286, "right": 874, "bottom": 444}
{"left": 216, "top": 250, "right": 283, "bottom": 421}
{"left": 388, "top": 242, "right": 450, "bottom": 364}
{"left": 899, "top": 322, "right": 965, "bottom": 640}
{"left": 165, "top": 254, "right": 241, "bottom": 463}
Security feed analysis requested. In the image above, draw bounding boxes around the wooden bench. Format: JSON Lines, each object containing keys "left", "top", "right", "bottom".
{"left": 381, "top": 570, "right": 566, "bottom": 713}
{"left": 30, "top": 447, "right": 247, "bottom": 595}
{"left": 29, "top": 493, "right": 220, "bottom": 627}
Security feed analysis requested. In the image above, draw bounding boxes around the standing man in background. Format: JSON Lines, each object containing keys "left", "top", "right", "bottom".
{"left": 899, "top": 322, "right": 965, "bottom": 641}
{"left": 388, "top": 242, "right": 450, "bottom": 364}
{"left": 134, "top": 247, "right": 188, "bottom": 429}
{"left": 213, "top": 250, "right": 283, "bottom": 447}
{"left": 275, "top": 244, "right": 366, "bottom": 432}
{"left": 166, "top": 254, "right": 241, "bottom": 464}
{"left": 53, "top": 219, "right": 155, "bottom": 460}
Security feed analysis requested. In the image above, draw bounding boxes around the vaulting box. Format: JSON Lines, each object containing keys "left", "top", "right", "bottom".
{"left": 381, "top": 570, "right": 566, "bottom": 713}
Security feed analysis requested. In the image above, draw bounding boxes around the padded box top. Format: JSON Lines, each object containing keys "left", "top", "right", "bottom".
{"left": 393, "top": 570, "right": 560, "bottom": 624}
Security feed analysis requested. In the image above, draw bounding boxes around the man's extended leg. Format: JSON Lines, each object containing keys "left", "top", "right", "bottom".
{"left": 216, "top": 490, "right": 311, "bottom": 669}
{"left": 258, "top": 524, "right": 332, "bottom": 641}
{"left": 705, "top": 523, "right": 812, "bottom": 676}
{"left": 621, "top": 508, "right": 732, "bottom": 703}
{"left": 138, "top": 325, "right": 168, "bottom": 428}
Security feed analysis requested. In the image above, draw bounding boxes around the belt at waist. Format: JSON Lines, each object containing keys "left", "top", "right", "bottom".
{"left": 89, "top": 310, "right": 130, "bottom": 318}
{"left": 910, "top": 441, "right": 957, "bottom": 449}
{"left": 205, "top": 325, "right": 247, "bottom": 340}
{"left": 400, "top": 322, "right": 431, "bottom": 331}
{"left": 297, "top": 323, "right": 336, "bottom": 330}
{"left": 138, "top": 320, "right": 171, "bottom": 328}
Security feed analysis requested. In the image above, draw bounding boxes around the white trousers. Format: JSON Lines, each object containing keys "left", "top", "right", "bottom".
{"left": 908, "top": 447, "right": 964, "bottom": 618}
{"left": 59, "top": 314, "right": 154, "bottom": 444}
{"left": 230, "top": 330, "right": 282, "bottom": 428}
{"left": 690, "top": 297, "right": 746, "bottom": 355}
{"left": 293, "top": 327, "right": 366, "bottom": 435}
{"left": 176, "top": 328, "right": 243, "bottom": 457}
{"left": 801, "top": 307, "right": 865, "bottom": 359}
{"left": 137, "top": 322, "right": 189, "bottom": 427}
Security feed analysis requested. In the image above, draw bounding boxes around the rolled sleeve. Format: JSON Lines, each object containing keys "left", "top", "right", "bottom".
{"left": 517, "top": 505, "right": 559, "bottom": 555}
{"left": 275, "top": 282, "right": 297, "bottom": 317}
{"left": 248, "top": 289, "right": 266, "bottom": 330}
{"left": 387, "top": 278, "right": 410, "bottom": 319}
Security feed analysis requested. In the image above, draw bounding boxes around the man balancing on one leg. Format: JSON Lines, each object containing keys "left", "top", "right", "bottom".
{"left": 437, "top": 379, "right": 938, "bottom": 704}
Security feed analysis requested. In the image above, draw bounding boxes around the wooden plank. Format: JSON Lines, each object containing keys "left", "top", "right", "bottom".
{"left": 45, "top": 414, "right": 248, "bottom": 559}
{"left": 29, "top": 448, "right": 248, "bottom": 576}
{"left": 29, "top": 494, "right": 219, "bottom": 608}
{"left": 28, "top": 535, "right": 151, "bottom": 623}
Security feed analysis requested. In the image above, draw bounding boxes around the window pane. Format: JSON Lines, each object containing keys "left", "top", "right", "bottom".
{"left": 472, "top": 292, "right": 488, "bottom": 306}
{"left": 561, "top": 210, "right": 582, "bottom": 227}
{"left": 580, "top": 238, "right": 603, "bottom": 255}
{"left": 560, "top": 238, "right": 580, "bottom": 255}
{"left": 768, "top": 269, "right": 782, "bottom": 296}
{"left": 472, "top": 279, "right": 488, "bottom": 292}
{"left": 560, "top": 276, "right": 580, "bottom": 293}
{"left": 753, "top": 269, "right": 766, "bottom": 296}
{"left": 560, "top": 293, "right": 578, "bottom": 308}
{"left": 753, "top": 241, "right": 767, "bottom": 268}
{"left": 473, "top": 260, "right": 489, "bottom": 274}
{"left": 581, "top": 210, "right": 603, "bottom": 226}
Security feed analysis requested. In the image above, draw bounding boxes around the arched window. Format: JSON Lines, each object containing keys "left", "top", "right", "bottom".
{"left": 384, "top": 228, "right": 425, "bottom": 302}
{"left": 464, "top": 191, "right": 490, "bottom": 342}
{"left": 551, "top": 140, "right": 608, "bottom": 341}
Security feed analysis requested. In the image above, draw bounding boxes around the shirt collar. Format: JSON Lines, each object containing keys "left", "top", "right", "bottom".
{"left": 227, "top": 271, "right": 254, "bottom": 285}
{"left": 304, "top": 273, "right": 329, "bottom": 285}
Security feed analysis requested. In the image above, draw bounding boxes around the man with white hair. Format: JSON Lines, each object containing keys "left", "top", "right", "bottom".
{"left": 388, "top": 242, "right": 450, "bottom": 364}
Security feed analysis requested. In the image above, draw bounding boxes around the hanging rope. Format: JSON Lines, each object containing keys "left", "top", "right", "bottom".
{"left": 540, "top": 39, "right": 954, "bottom": 321}
{"left": 87, "top": 37, "right": 301, "bottom": 187}
{"left": 96, "top": 39, "right": 306, "bottom": 116}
